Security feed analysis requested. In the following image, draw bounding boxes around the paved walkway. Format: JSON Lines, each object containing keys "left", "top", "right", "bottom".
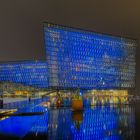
{"left": 3, "top": 97, "right": 41, "bottom": 104}
{"left": 3, "top": 98, "right": 27, "bottom": 104}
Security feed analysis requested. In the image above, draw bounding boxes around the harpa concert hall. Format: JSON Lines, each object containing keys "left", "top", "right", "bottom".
{"left": 0, "top": 23, "right": 138, "bottom": 140}
{"left": 0, "top": 23, "right": 136, "bottom": 91}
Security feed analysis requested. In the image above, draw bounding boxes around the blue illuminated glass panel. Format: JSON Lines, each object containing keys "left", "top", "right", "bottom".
{"left": 0, "top": 61, "right": 48, "bottom": 88}
{"left": 44, "top": 23, "right": 136, "bottom": 89}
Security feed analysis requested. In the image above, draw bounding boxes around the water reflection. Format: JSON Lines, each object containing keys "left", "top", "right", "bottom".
{"left": 47, "top": 105, "right": 135, "bottom": 140}
{"left": 72, "top": 106, "right": 135, "bottom": 140}
{"left": 72, "top": 111, "right": 83, "bottom": 130}
{"left": 0, "top": 115, "right": 40, "bottom": 139}
{"left": 0, "top": 105, "right": 46, "bottom": 139}
{"left": 0, "top": 102, "right": 136, "bottom": 140}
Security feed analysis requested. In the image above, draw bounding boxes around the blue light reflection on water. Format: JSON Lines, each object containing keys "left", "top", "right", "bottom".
{"left": 71, "top": 107, "right": 119, "bottom": 140}
{"left": 0, "top": 100, "right": 48, "bottom": 139}
{"left": 47, "top": 105, "right": 135, "bottom": 140}
{"left": 0, "top": 103, "right": 135, "bottom": 140}
{"left": 0, "top": 115, "right": 39, "bottom": 138}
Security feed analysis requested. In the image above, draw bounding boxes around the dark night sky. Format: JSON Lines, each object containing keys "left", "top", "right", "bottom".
{"left": 0, "top": 0, "right": 140, "bottom": 92}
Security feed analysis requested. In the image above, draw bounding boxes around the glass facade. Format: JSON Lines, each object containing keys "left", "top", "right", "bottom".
{"left": 0, "top": 23, "right": 136, "bottom": 90}
{"left": 0, "top": 61, "right": 48, "bottom": 88}
{"left": 44, "top": 23, "right": 136, "bottom": 89}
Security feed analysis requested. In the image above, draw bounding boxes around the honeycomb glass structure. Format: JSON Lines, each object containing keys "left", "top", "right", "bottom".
{"left": 0, "top": 61, "right": 48, "bottom": 88}
{"left": 44, "top": 23, "right": 136, "bottom": 89}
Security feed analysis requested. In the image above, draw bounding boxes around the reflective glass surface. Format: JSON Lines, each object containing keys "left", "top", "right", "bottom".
{"left": 0, "top": 61, "right": 48, "bottom": 88}
{"left": 44, "top": 23, "right": 136, "bottom": 89}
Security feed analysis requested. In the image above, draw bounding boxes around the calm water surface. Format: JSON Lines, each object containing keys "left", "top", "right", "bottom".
{"left": 0, "top": 99, "right": 139, "bottom": 140}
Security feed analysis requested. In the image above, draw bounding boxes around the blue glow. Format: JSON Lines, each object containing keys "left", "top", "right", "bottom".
{"left": 47, "top": 103, "right": 135, "bottom": 140}
{"left": 0, "top": 115, "right": 39, "bottom": 138}
{"left": 71, "top": 107, "right": 119, "bottom": 139}
{"left": 0, "top": 99, "right": 135, "bottom": 139}
{"left": 0, "top": 61, "right": 48, "bottom": 88}
{"left": 0, "top": 23, "right": 136, "bottom": 89}
{"left": 44, "top": 23, "right": 136, "bottom": 89}
{"left": 0, "top": 105, "right": 48, "bottom": 139}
